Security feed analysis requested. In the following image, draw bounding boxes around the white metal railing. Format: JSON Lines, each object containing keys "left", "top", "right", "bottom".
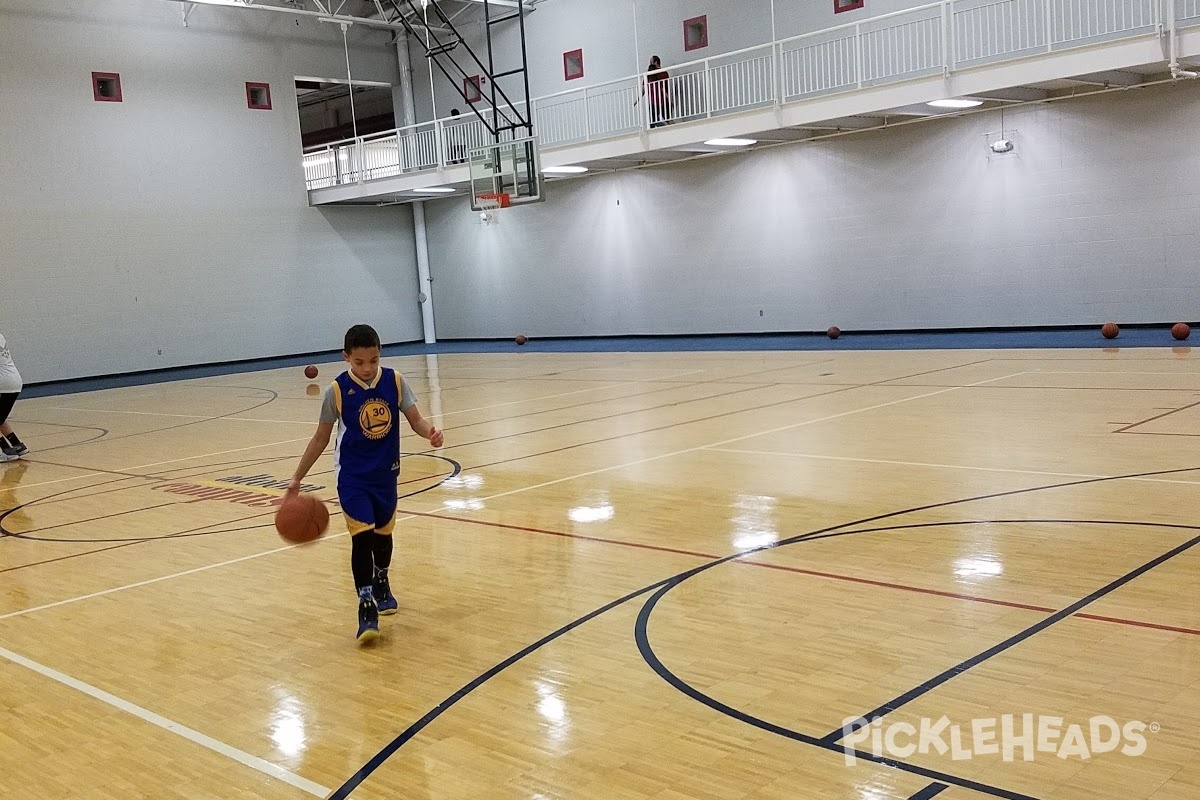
{"left": 305, "top": 0, "right": 1191, "bottom": 190}
{"left": 954, "top": 0, "right": 1048, "bottom": 67}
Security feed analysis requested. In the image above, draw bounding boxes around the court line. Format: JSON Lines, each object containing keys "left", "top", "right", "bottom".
{"left": 329, "top": 460, "right": 1200, "bottom": 799}
{"left": 397, "top": 507, "right": 1200, "bottom": 636}
{"left": 8, "top": 361, "right": 812, "bottom": 491}
{"left": 41, "top": 406, "right": 216, "bottom": 419}
{"left": 1114, "top": 397, "right": 1200, "bottom": 434}
{"left": 3, "top": 369, "right": 1018, "bottom": 570}
{"left": 0, "top": 367, "right": 1022, "bottom": 795}
{"left": 0, "top": 536, "right": 339, "bottom": 621}
{"left": 37, "top": 380, "right": 658, "bottom": 423}
{"left": 706, "top": 448, "right": 1200, "bottom": 487}
{"left": 908, "top": 784, "right": 950, "bottom": 800}
{"left": 468, "top": 372, "right": 1029, "bottom": 505}
{"left": 633, "top": 517, "right": 1200, "bottom": 800}
{"left": 0, "top": 643, "right": 331, "bottom": 797}
{"left": 7, "top": 436, "right": 314, "bottom": 491}
{"left": 824, "top": 529, "right": 1200, "bottom": 741}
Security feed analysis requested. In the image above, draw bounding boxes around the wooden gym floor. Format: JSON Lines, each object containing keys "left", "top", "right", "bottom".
{"left": 2, "top": 347, "right": 1200, "bottom": 800}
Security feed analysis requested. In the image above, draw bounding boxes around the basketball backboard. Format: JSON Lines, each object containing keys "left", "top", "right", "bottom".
{"left": 469, "top": 136, "right": 543, "bottom": 211}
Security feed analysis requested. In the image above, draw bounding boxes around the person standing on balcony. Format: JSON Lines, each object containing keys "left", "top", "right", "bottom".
{"left": 639, "top": 56, "right": 670, "bottom": 128}
{"left": 446, "top": 108, "right": 467, "bottom": 165}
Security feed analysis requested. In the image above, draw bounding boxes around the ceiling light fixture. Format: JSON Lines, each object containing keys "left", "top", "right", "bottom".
{"left": 926, "top": 98, "right": 983, "bottom": 108}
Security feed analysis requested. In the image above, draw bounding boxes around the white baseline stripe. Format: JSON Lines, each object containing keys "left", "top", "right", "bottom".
{"left": 0, "top": 644, "right": 331, "bottom": 797}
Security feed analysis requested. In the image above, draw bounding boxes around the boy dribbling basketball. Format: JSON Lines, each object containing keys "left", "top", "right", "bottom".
{"left": 286, "top": 324, "right": 443, "bottom": 643}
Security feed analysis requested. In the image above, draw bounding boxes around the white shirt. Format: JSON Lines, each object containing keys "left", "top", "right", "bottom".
{"left": 0, "top": 333, "right": 23, "bottom": 393}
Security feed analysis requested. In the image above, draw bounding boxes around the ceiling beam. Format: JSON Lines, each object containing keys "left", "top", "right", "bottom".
{"left": 973, "top": 86, "right": 1050, "bottom": 102}
{"left": 165, "top": 0, "right": 415, "bottom": 32}
{"left": 446, "top": 0, "right": 535, "bottom": 10}
{"left": 791, "top": 116, "right": 885, "bottom": 130}
{"left": 1070, "top": 69, "right": 1144, "bottom": 86}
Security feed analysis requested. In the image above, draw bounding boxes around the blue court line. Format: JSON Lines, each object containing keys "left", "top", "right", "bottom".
{"left": 327, "top": 463, "right": 1200, "bottom": 800}
{"left": 20, "top": 326, "right": 1191, "bottom": 399}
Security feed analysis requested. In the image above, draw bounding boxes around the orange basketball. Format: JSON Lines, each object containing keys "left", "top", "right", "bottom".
{"left": 1101, "top": 322, "right": 1119, "bottom": 339}
{"left": 827, "top": 326, "right": 841, "bottom": 340}
{"left": 1172, "top": 322, "right": 1191, "bottom": 341}
{"left": 274, "top": 493, "right": 329, "bottom": 544}
{"left": 515, "top": 335, "right": 527, "bottom": 345}
{"left": 304, "top": 365, "right": 319, "bottom": 379}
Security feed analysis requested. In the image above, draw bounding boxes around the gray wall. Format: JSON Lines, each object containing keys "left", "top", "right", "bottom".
{"left": 425, "top": 81, "right": 1200, "bottom": 336}
{"left": 0, "top": 0, "right": 423, "bottom": 383}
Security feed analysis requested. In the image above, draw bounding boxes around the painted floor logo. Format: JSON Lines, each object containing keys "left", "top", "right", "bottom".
{"left": 839, "top": 714, "right": 1157, "bottom": 766}
{"left": 152, "top": 473, "right": 326, "bottom": 509}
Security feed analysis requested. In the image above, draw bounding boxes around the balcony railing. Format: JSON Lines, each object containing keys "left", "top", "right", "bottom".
{"left": 306, "top": 0, "right": 1185, "bottom": 190}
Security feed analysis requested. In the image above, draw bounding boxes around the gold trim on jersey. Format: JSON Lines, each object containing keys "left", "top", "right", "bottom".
{"left": 343, "top": 511, "right": 375, "bottom": 536}
{"left": 348, "top": 369, "right": 383, "bottom": 391}
{"left": 342, "top": 509, "right": 396, "bottom": 535}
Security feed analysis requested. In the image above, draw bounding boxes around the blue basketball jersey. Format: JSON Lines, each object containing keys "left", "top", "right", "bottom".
{"left": 332, "top": 367, "right": 403, "bottom": 486}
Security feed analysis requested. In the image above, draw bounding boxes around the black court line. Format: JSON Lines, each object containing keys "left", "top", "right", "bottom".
{"left": 634, "top": 521, "right": 1200, "bottom": 799}
{"left": 1113, "top": 397, "right": 1200, "bottom": 434}
{"left": 909, "top": 784, "right": 950, "bottom": 799}
{"left": 632, "top": 519, "right": 1200, "bottom": 800}
{"left": 326, "top": 580, "right": 671, "bottom": 800}
{"left": 328, "top": 462, "right": 1200, "bottom": 800}
{"left": 635, "top": 574, "right": 1042, "bottom": 800}
{"left": 820, "top": 527, "right": 1200, "bottom": 744}
{"left": 29, "top": 386, "right": 279, "bottom": 453}
{"left": 1, "top": 454, "right": 460, "bottom": 544}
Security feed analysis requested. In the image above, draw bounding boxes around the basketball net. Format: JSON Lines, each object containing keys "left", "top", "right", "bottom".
{"left": 476, "top": 192, "right": 509, "bottom": 225}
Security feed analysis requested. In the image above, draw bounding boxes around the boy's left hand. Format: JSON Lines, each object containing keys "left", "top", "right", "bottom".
{"left": 429, "top": 427, "right": 444, "bottom": 448}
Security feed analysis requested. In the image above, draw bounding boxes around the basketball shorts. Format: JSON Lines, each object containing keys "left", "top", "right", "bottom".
{"left": 339, "top": 480, "right": 398, "bottom": 536}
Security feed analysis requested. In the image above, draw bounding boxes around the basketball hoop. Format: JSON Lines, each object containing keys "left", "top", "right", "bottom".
{"left": 475, "top": 192, "right": 509, "bottom": 225}
{"left": 476, "top": 191, "right": 511, "bottom": 208}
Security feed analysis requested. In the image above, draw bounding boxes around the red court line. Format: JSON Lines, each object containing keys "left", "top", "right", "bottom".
{"left": 399, "top": 508, "right": 1200, "bottom": 637}
{"left": 741, "top": 561, "right": 1055, "bottom": 613}
{"left": 397, "top": 507, "right": 720, "bottom": 561}
{"left": 1073, "top": 613, "right": 1200, "bottom": 636}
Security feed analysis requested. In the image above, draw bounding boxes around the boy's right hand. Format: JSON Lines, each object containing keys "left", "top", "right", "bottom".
{"left": 283, "top": 479, "right": 301, "bottom": 501}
